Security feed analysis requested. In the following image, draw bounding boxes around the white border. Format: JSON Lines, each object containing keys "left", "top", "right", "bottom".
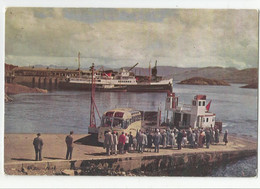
{"left": 0, "top": 0, "right": 259, "bottom": 188}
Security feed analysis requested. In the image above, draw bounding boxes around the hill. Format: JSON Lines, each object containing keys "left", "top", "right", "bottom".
{"left": 177, "top": 77, "right": 230, "bottom": 86}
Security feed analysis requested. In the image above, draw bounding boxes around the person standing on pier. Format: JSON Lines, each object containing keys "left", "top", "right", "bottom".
{"left": 191, "top": 130, "right": 196, "bottom": 148}
{"left": 223, "top": 130, "right": 228, "bottom": 145}
{"left": 199, "top": 130, "right": 205, "bottom": 147}
{"left": 147, "top": 132, "right": 153, "bottom": 152}
{"left": 112, "top": 131, "right": 118, "bottom": 155}
{"left": 125, "top": 133, "right": 129, "bottom": 153}
{"left": 153, "top": 129, "right": 162, "bottom": 153}
{"left": 215, "top": 129, "right": 220, "bottom": 144}
{"left": 137, "top": 131, "right": 145, "bottom": 153}
{"left": 143, "top": 132, "right": 148, "bottom": 152}
{"left": 129, "top": 132, "right": 133, "bottom": 152}
{"left": 162, "top": 130, "right": 167, "bottom": 148}
{"left": 65, "top": 131, "right": 74, "bottom": 160}
{"left": 169, "top": 130, "right": 174, "bottom": 149}
{"left": 104, "top": 130, "right": 114, "bottom": 156}
{"left": 177, "top": 130, "right": 183, "bottom": 150}
{"left": 33, "top": 133, "right": 43, "bottom": 161}
{"left": 118, "top": 132, "right": 126, "bottom": 154}
{"left": 205, "top": 130, "right": 211, "bottom": 148}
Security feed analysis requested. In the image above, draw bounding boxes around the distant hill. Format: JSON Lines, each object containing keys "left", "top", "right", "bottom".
{"left": 6, "top": 63, "right": 258, "bottom": 84}
{"left": 130, "top": 66, "right": 257, "bottom": 84}
{"left": 177, "top": 77, "right": 230, "bottom": 86}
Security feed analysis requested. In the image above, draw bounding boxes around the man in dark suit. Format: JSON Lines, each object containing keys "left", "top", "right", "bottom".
{"left": 33, "top": 133, "right": 43, "bottom": 161}
{"left": 65, "top": 131, "right": 74, "bottom": 160}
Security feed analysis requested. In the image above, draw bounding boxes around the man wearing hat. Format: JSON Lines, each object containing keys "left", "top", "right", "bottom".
{"left": 65, "top": 131, "right": 74, "bottom": 160}
{"left": 33, "top": 133, "right": 43, "bottom": 161}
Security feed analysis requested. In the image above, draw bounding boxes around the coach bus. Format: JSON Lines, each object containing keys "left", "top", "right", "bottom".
{"left": 98, "top": 108, "right": 142, "bottom": 143}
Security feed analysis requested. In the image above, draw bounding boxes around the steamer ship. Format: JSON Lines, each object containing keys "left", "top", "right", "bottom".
{"left": 59, "top": 61, "right": 173, "bottom": 92}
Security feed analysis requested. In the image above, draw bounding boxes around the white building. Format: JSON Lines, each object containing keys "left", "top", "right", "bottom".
{"left": 165, "top": 93, "right": 216, "bottom": 129}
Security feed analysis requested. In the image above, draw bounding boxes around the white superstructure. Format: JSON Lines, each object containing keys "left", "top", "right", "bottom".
{"left": 165, "top": 93, "right": 216, "bottom": 129}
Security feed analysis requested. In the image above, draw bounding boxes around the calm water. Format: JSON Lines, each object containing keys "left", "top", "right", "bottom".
{"left": 5, "top": 83, "right": 258, "bottom": 176}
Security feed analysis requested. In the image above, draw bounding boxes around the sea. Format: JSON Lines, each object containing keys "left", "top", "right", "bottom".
{"left": 5, "top": 83, "right": 258, "bottom": 176}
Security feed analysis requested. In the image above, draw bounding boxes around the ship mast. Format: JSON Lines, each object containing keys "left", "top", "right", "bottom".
{"left": 78, "top": 52, "right": 81, "bottom": 78}
{"left": 148, "top": 60, "right": 151, "bottom": 82}
{"left": 89, "top": 63, "right": 101, "bottom": 134}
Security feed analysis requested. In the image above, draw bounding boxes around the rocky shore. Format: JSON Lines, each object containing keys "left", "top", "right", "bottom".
{"left": 178, "top": 77, "right": 230, "bottom": 86}
{"left": 240, "top": 82, "right": 258, "bottom": 89}
{"left": 5, "top": 83, "right": 47, "bottom": 102}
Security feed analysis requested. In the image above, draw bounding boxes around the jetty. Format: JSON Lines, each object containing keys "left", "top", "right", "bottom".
{"left": 4, "top": 133, "right": 257, "bottom": 176}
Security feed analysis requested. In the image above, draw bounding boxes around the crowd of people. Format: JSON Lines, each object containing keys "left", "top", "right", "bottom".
{"left": 32, "top": 127, "right": 229, "bottom": 160}
{"left": 103, "top": 127, "right": 229, "bottom": 156}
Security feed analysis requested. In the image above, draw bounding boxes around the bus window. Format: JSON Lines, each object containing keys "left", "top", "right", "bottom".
{"left": 113, "top": 118, "right": 123, "bottom": 128}
{"left": 102, "top": 117, "right": 112, "bottom": 127}
{"left": 123, "top": 119, "right": 130, "bottom": 129}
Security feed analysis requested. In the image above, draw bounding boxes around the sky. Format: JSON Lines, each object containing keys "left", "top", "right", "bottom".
{"left": 5, "top": 8, "right": 259, "bottom": 69}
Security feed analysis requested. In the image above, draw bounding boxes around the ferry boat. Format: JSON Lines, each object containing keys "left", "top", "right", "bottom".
{"left": 164, "top": 92, "right": 222, "bottom": 131}
{"left": 58, "top": 62, "right": 173, "bottom": 92}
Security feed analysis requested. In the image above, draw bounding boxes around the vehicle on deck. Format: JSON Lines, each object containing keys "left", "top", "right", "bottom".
{"left": 98, "top": 108, "right": 142, "bottom": 143}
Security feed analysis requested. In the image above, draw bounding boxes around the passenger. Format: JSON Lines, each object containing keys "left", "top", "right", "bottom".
{"left": 223, "top": 130, "right": 228, "bottom": 145}
{"left": 143, "top": 132, "right": 148, "bottom": 152}
{"left": 191, "top": 130, "right": 196, "bottom": 148}
{"left": 196, "top": 129, "right": 200, "bottom": 146}
{"left": 176, "top": 130, "right": 183, "bottom": 150}
{"left": 199, "top": 130, "right": 205, "bottom": 148}
{"left": 215, "top": 129, "right": 220, "bottom": 144}
{"left": 133, "top": 137, "right": 137, "bottom": 151}
{"left": 205, "top": 130, "right": 211, "bottom": 148}
{"left": 153, "top": 129, "right": 162, "bottom": 153}
{"left": 136, "top": 130, "right": 140, "bottom": 151}
{"left": 173, "top": 127, "right": 177, "bottom": 135}
{"left": 112, "top": 131, "right": 118, "bottom": 155}
{"left": 65, "top": 131, "right": 74, "bottom": 160}
{"left": 118, "top": 132, "right": 126, "bottom": 154}
{"left": 210, "top": 127, "right": 214, "bottom": 144}
{"left": 33, "top": 133, "right": 43, "bottom": 161}
{"left": 147, "top": 132, "right": 153, "bottom": 152}
{"left": 129, "top": 132, "right": 133, "bottom": 152}
{"left": 104, "top": 130, "right": 114, "bottom": 156}
{"left": 169, "top": 130, "right": 175, "bottom": 148}
{"left": 166, "top": 129, "right": 171, "bottom": 146}
{"left": 137, "top": 131, "right": 145, "bottom": 153}
{"left": 162, "top": 130, "right": 167, "bottom": 148}
{"left": 187, "top": 127, "right": 193, "bottom": 145}
{"left": 124, "top": 133, "right": 129, "bottom": 153}
{"left": 182, "top": 130, "right": 187, "bottom": 147}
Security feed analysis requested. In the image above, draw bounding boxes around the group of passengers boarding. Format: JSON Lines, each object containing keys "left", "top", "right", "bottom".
{"left": 103, "top": 127, "right": 228, "bottom": 156}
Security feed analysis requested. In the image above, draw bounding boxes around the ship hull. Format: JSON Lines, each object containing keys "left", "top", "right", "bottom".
{"left": 58, "top": 82, "right": 172, "bottom": 92}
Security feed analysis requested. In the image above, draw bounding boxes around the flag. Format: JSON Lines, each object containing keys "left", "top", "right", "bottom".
{"left": 206, "top": 100, "right": 212, "bottom": 111}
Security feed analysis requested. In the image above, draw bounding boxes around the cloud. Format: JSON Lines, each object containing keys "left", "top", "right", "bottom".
{"left": 5, "top": 8, "right": 258, "bottom": 69}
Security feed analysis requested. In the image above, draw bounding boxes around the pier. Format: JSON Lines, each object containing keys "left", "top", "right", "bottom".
{"left": 5, "top": 64, "right": 83, "bottom": 90}
{"left": 4, "top": 133, "right": 257, "bottom": 176}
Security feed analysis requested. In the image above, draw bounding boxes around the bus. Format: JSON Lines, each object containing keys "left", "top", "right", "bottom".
{"left": 98, "top": 108, "right": 142, "bottom": 143}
